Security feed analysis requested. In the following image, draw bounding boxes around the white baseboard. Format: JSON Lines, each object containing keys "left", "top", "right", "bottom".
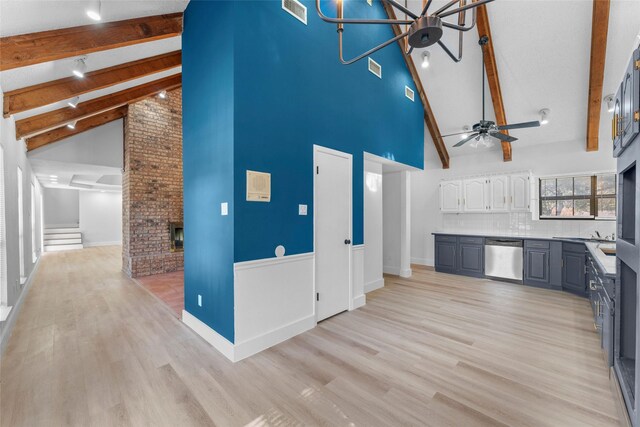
{"left": 1, "top": 257, "right": 41, "bottom": 355}
{"left": 351, "top": 294, "right": 366, "bottom": 310}
{"left": 364, "top": 278, "right": 384, "bottom": 293}
{"left": 411, "top": 257, "right": 434, "bottom": 267}
{"left": 400, "top": 268, "right": 412, "bottom": 278}
{"left": 182, "top": 310, "right": 316, "bottom": 363}
{"left": 84, "top": 241, "right": 122, "bottom": 248}
{"left": 234, "top": 314, "right": 315, "bottom": 361}
{"left": 182, "top": 310, "right": 235, "bottom": 361}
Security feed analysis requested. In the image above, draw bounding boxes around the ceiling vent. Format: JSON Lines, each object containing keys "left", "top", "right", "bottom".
{"left": 368, "top": 58, "right": 382, "bottom": 79}
{"left": 405, "top": 86, "right": 415, "bottom": 102}
{"left": 282, "top": 0, "right": 307, "bottom": 25}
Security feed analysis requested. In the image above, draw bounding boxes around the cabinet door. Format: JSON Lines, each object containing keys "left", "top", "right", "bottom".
{"left": 458, "top": 243, "right": 484, "bottom": 277}
{"left": 510, "top": 174, "right": 531, "bottom": 212}
{"left": 489, "top": 175, "right": 509, "bottom": 212}
{"left": 440, "top": 181, "right": 461, "bottom": 212}
{"left": 613, "top": 83, "right": 624, "bottom": 157}
{"left": 602, "top": 297, "right": 614, "bottom": 367}
{"left": 463, "top": 178, "right": 488, "bottom": 212}
{"left": 435, "top": 241, "right": 457, "bottom": 273}
{"left": 562, "top": 252, "right": 586, "bottom": 295}
{"left": 524, "top": 248, "right": 550, "bottom": 286}
{"left": 620, "top": 51, "right": 639, "bottom": 149}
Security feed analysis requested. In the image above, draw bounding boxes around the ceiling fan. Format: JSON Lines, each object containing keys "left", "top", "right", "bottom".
{"left": 442, "top": 36, "right": 541, "bottom": 148}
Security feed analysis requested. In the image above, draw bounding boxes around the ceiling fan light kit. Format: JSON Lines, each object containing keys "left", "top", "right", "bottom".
{"left": 316, "top": 0, "right": 494, "bottom": 65}
{"left": 539, "top": 108, "right": 550, "bottom": 125}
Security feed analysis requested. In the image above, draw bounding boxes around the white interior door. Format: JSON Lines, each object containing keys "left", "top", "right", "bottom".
{"left": 315, "top": 147, "right": 351, "bottom": 321}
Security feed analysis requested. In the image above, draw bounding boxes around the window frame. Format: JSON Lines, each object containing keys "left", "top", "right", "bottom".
{"left": 538, "top": 173, "right": 616, "bottom": 220}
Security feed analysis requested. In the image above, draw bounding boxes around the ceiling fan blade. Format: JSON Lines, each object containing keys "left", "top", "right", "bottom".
{"left": 453, "top": 133, "right": 480, "bottom": 147}
{"left": 490, "top": 132, "right": 518, "bottom": 143}
{"left": 441, "top": 130, "right": 470, "bottom": 138}
{"left": 497, "top": 121, "right": 540, "bottom": 131}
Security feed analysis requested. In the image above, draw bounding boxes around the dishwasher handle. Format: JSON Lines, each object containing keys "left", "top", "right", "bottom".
{"left": 485, "top": 239, "right": 523, "bottom": 247}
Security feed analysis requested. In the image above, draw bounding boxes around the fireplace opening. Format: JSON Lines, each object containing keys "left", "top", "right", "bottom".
{"left": 170, "top": 222, "right": 184, "bottom": 252}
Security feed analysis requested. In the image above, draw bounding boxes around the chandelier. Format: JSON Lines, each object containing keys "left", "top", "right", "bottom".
{"left": 316, "top": 0, "right": 494, "bottom": 65}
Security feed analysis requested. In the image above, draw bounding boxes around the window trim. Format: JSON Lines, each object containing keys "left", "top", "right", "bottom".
{"left": 538, "top": 173, "right": 616, "bottom": 221}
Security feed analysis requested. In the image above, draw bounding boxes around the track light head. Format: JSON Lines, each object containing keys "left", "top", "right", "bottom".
{"left": 72, "top": 57, "right": 87, "bottom": 78}
{"left": 67, "top": 96, "right": 80, "bottom": 108}
{"left": 539, "top": 108, "right": 550, "bottom": 125}
{"left": 67, "top": 120, "right": 77, "bottom": 130}
{"left": 603, "top": 94, "right": 615, "bottom": 113}
{"left": 86, "top": 0, "right": 102, "bottom": 21}
{"left": 158, "top": 90, "right": 167, "bottom": 99}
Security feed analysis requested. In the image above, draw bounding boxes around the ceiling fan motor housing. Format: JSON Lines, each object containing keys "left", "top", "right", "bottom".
{"left": 408, "top": 16, "right": 443, "bottom": 48}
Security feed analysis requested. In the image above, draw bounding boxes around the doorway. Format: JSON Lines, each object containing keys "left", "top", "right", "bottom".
{"left": 314, "top": 146, "right": 352, "bottom": 321}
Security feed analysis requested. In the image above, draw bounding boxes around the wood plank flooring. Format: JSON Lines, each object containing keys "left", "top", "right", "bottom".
{"left": 1, "top": 247, "right": 621, "bottom": 426}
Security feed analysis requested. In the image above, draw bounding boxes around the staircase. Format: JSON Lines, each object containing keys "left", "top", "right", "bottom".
{"left": 44, "top": 227, "right": 84, "bottom": 252}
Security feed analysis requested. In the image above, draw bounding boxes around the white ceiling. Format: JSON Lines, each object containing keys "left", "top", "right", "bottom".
{"left": 404, "top": 0, "right": 640, "bottom": 159}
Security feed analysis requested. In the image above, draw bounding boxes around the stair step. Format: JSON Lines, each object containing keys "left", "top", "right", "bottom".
{"left": 44, "top": 238, "right": 82, "bottom": 245}
{"left": 44, "top": 228, "right": 81, "bottom": 234}
{"left": 44, "top": 233, "right": 82, "bottom": 239}
{"left": 44, "top": 243, "right": 84, "bottom": 252}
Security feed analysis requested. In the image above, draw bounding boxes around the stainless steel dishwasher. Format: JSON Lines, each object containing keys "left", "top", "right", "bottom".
{"left": 484, "top": 239, "right": 523, "bottom": 282}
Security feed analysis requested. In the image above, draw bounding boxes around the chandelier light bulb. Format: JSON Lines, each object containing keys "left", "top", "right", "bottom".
{"left": 421, "top": 51, "right": 430, "bottom": 69}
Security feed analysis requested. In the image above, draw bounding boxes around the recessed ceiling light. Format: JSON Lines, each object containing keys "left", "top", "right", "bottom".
{"left": 603, "top": 94, "right": 615, "bottom": 113}
{"left": 86, "top": 0, "right": 102, "bottom": 21}
{"left": 539, "top": 108, "right": 550, "bottom": 125}
{"left": 67, "top": 120, "right": 77, "bottom": 129}
{"left": 72, "top": 58, "right": 87, "bottom": 78}
{"left": 158, "top": 90, "right": 167, "bottom": 99}
{"left": 67, "top": 96, "right": 80, "bottom": 108}
{"left": 421, "top": 51, "right": 430, "bottom": 69}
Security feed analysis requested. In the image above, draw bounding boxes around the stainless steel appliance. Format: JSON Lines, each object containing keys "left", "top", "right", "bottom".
{"left": 484, "top": 239, "right": 523, "bottom": 282}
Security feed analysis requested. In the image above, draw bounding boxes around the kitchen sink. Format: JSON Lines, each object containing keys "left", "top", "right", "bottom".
{"left": 601, "top": 247, "right": 617, "bottom": 256}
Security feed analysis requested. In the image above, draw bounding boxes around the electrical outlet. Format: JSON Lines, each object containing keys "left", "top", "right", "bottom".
{"left": 298, "top": 204, "right": 307, "bottom": 215}
{"left": 198, "top": 294, "right": 202, "bottom": 307}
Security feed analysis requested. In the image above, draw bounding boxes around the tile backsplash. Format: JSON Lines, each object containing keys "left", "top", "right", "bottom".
{"left": 442, "top": 212, "right": 617, "bottom": 239}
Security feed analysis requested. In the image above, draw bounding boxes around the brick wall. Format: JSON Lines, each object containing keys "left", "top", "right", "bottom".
{"left": 122, "top": 88, "right": 183, "bottom": 277}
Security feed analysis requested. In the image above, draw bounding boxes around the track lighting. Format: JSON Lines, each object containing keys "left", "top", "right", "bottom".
{"left": 604, "top": 94, "right": 615, "bottom": 113}
{"left": 67, "top": 121, "right": 77, "bottom": 130}
{"left": 67, "top": 97, "right": 80, "bottom": 108}
{"left": 86, "top": 0, "right": 102, "bottom": 21}
{"left": 539, "top": 108, "right": 550, "bottom": 125}
{"left": 421, "top": 51, "right": 430, "bottom": 69}
{"left": 72, "top": 57, "right": 87, "bottom": 78}
{"left": 460, "top": 125, "right": 470, "bottom": 140}
{"left": 158, "top": 90, "right": 167, "bottom": 99}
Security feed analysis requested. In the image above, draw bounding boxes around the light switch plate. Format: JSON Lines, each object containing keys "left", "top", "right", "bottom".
{"left": 198, "top": 295, "right": 202, "bottom": 307}
{"left": 298, "top": 204, "right": 307, "bottom": 215}
{"left": 221, "top": 202, "right": 228, "bottom": 216}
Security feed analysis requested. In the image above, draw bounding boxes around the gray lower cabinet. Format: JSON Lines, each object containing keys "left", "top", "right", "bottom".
{"left": 435, "top": 235, "right": 484, "bottom": 277}
{"left": 523, "top": 240, "right": 562, "bottom": 290}
{"left": 562, "top": 243, "right": 587, "bottom": 296}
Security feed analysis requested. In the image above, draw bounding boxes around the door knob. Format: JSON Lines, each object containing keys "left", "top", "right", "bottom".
{"left": 344, "top": 239, "right": 351, "bottom": 245}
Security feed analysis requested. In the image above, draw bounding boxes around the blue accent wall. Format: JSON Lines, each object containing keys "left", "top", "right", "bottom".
{"left": 183, "top": 1, "right": 236, "bottom": 342}
{"left": 182, "top": 0, "right": 423, "bottom": 342}
{"left": 232, "top": 0, "right": 424, "bottom": 262}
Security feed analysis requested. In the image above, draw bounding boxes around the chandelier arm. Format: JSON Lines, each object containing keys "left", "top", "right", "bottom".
{"left": 441, "top": 4, "right": 477, "bottom": 32}
{"left": 316, "top": 0, "right": 413, "bottom": 25}
{"left": 436, "top": 0, "right": 494, "bottom": 19}
{"left": 339, "top": 29, "right": 410, "bottom": 65}
{"left": 419, "top": 0, "right": 434, "bottom": 18}
{"left": 385, "top": 0, "right": 419, "bottom": 20}
{"left": 437, "top": 40, "right": 462, "bottom": 63}
{"left": 432, "top": 0, "right": 460, "bottom": 17}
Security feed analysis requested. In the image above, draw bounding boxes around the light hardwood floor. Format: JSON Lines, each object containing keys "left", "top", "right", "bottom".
{"left": 1, "top": 247, "right": 621, "bottom": 426}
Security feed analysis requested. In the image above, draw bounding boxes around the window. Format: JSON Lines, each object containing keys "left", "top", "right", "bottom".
{"left": 0, "top": 146, "right": 6, "bottom": 308}
{"left": 17, "top": 166, "right": 24, "bottom": 280}
{"left": 539, "top": 174, "right": 616, "bottom": 219}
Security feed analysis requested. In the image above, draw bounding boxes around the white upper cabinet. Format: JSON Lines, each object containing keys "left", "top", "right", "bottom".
{"left": 510, "top": 173, "right": 531, "bottom": 212}
{"left": 488, "top": 175, "right": 509, "bottom": 212}
{"left": 463, "top": 178, "right": 488, "bottom": 212}
{"left": 439, "top": 180, "right": 462, "bottom": 212}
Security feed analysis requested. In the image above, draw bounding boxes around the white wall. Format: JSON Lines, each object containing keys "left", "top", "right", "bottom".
{"left": 79, "top": 191, "right": 122, "bottom": 246}
{"left": 0, "top": 86, "right": 43, "bottom": 351}
{"left": 364, "top": 160, "right": 383, "bottom": 292}
{"left": 43, "top": 188, "right": 79, "bottom": 228}
{"left": 412, "top": 135, "right": 617, "bottom": 266}
{"left": 383, "top": 170, "right": 412, "bottom": 277}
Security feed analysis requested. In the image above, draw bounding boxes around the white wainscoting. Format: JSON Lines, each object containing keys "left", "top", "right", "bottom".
{"left": 233, "top": 252, "right": 315, "bottom": 361}
{"left": 351, "top": 244, "right": 366, "bottom": 309}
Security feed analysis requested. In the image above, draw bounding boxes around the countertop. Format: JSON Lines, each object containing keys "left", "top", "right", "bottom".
{"left": 585, "top": 242, "right": 616, "bottom": 278}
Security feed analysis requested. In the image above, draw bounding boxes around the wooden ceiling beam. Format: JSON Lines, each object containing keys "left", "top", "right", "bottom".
{"left": 26, "top": 107, "right": 127, "bottom": 152}
{"left": 15, "top": 73, "right": 181, "bottom": 139}
{"left": 3, "top": 50, "right": 181, "bottom": 117}
{"left": 0, "top": 13, "right": 183, "bottom": 71}
{"left": 476, "top": 5, "right": 511, "bottom": 162}
{"left": 383, "top": 2, "right": 450, "bottom": 169}
{"left": 586, "top": 0, "right": 611, "bottom": 152}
